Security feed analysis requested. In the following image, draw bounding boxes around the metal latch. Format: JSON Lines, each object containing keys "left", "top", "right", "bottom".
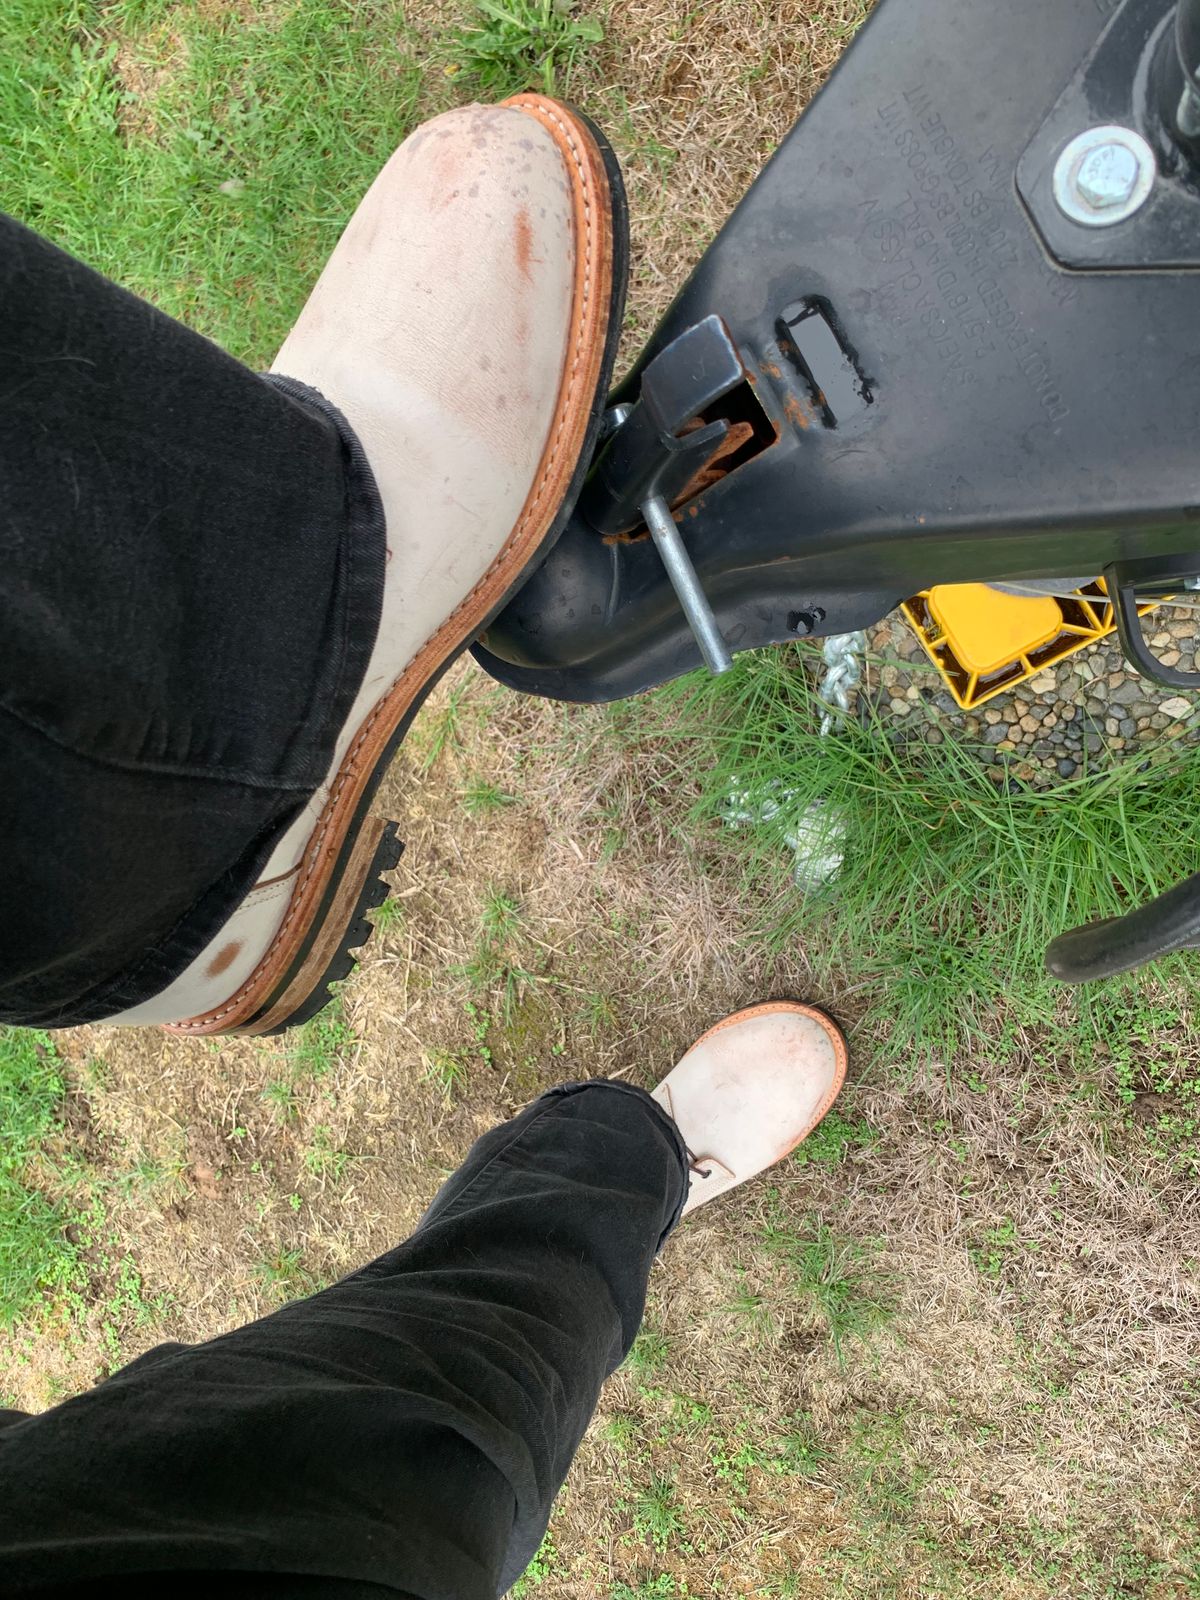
{"left": 581, "top": 315, "right": 747, "bottom": 674}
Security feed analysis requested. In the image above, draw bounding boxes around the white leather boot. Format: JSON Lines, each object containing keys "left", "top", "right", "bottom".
{"left": 108, "top": 96, "right": 625, "bottom": 1035}
{"left": 652, "top": 1002, "right": 849, "bottom": 1216}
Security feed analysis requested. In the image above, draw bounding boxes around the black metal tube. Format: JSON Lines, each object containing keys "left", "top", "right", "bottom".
{"left": 1174, "top": 0, "right": 1200, "bottom": 142}
{"left": 1045, "top": 870, "right": 1200, "bottom": 984}
{"left": 1179, "top": 0, "right": 1200, "bottom": 93}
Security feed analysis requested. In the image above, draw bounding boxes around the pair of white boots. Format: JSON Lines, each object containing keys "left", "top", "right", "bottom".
{"left": 108, "top": 94, "right": 849, "bottom": 1210}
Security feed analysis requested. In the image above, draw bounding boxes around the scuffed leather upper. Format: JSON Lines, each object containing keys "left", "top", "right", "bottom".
{"left": 651, "top": 1004, "right": 847, "bottom": 1214}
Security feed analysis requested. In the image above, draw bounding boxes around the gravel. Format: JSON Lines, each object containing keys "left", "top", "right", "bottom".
{"left": 863, "top": 605, "right": 1199, "bottom": 785}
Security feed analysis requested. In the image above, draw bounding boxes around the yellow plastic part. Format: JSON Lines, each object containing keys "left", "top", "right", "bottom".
{"left": 901, "top": 580, "right": 1162, "bottom": 710}
{"left": 926, "top": 584, "right": 1062, "bottom": 676}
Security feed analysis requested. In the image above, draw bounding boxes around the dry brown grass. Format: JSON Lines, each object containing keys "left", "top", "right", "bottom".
{"left": 15, "top": 662, "right": 1199, "bottom": 1596}
{"left": 574, "top": 0, "right": 869, "bottom": 347}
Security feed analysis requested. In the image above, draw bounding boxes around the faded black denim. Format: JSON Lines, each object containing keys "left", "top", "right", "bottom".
{"left": 0, "top": 214, "right": 385, "bottom": 1027}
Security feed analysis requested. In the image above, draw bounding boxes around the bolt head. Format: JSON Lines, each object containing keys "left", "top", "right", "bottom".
{"left": 1052, "top": 125, "right": 1157, "bottom": 228}
{"left": 1075, "top": 142, "right": 1140, "bottom": 209}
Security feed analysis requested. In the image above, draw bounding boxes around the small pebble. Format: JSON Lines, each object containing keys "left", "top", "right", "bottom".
{"left": 1057, "top": 757, "right": 1078, "bottom": 778}
{"left": 1109, "top": 680, "right": 1143, "bottom": 707}
{"left": 1161, "top": 696, "right": 1192, "bottom": 719}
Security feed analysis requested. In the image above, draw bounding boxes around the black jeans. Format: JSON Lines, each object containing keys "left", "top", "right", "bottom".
{"left": 0, "top": 1081, "right": 689, "bottom": 1597}
{"left": 0, "top": 213, "right": 386, "bottom": 1028}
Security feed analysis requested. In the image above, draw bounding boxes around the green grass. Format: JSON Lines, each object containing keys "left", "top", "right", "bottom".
{"left": 0, "top": 1029, "right": 172, "bottom": 1365}
{"left": 261, "top": 1000, "right": 355, "bottom": 1118}
{"left": 612, "top": 1577, "right": 680, "bottom": 1600}
{"left": 1, "top": 0, "right": 607, "bottom": 371}
{"left": 510, "top": 1530, "right": 557, "bottom": 1597}
{"left": 285, "top": 1000, "right": 355, "bottom": 1080}
{"left": 0, "top": 1029, "right": 81, "bottom": 1327}
{"left": 370, "top": 895, "right": 405, "bottom": 936}
{"left": 1100, "top": 993, "right": 1200, "bottom": 1177}
{"left": 1, "top": 0, "right": 425, "bottom": 363}
{"left": 418, "top": 680, "right": 473, "bottom": 774}
{"left": 642, "top": 646, "right": 1200, "bottom": 1057}
{"left": 424, "top": 1047, "right": 471, "bottom": 1098}
{"left": 761, "top": 1205, "right": 887, "bottom": 1362}
{"left": 455, "top": 886, "right": 550, "bottom": 1020}
{"left": 462, "top": 780, "right": 518, "bottom": 817}
{"left": 253, "top": 1245, "right": 312, "bottom": 1301}
{"left": 841, "top": 1411, "right": 927, "bottom": 1529}
{"left": 970, "top": 1215, "right": 1028, "bottom": 1279}
{"left": 724, "top": 1275, "right": 777, "bottom": 1340}
{"left": 631, "top": 1469, "right": 686, "bottom": 1552}
{"left": 451, "top": 0, "right": 604, "bottom": 96}
{"left": 625, "top": 1324, "right": 670, "bottom": 1378}
{"left": 302, "top": 1124, "right": 351, "bottom": 1182}
{"left": 601, "top": 1412, "right": 640, "bottom": 1451}
{"left": 770, "top": 1411, "right": 829, "bottom": 1479}
{"left": 261, "top": 1076, "right": 300, "bottom": 1120}
{"left": 791, "top": 1108, "right": 878, "bottom": 1169}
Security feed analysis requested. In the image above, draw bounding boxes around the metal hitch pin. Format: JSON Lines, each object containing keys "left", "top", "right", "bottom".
{"left": 606, "top": 404, "right": 733, "bottom": 676}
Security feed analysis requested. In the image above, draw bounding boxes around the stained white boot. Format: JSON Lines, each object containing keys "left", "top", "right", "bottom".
{"left": 652, "top": 1001, "right": 848, "bottom": 1216}
{"left": 107, "top": 96, "right": 625, "bottom": 1036}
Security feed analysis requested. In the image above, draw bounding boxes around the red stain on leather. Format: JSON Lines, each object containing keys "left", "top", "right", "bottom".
{"left": 515, "top": 207, "right": 534, "bottom": 281}
{"left": 206, "top": 941, "right": 242, "bottom": 979}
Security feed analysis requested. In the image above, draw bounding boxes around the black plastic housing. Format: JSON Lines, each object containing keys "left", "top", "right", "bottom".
{"left": 476, "top": 0, "right": 1200, "bottom": 703}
